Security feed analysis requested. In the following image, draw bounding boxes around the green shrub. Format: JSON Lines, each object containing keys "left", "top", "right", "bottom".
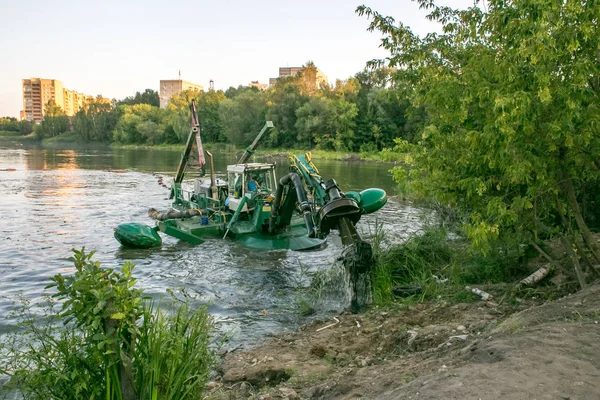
{"left": 0, "top": 248, "right": 215, "bottom": 400}
{"left": 372, "top": 227, "right": 528, "bottom": 305}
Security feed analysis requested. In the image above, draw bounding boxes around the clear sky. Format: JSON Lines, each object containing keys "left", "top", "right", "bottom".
{"left": 0, "top": 0, "right": 474, "bottom": 118}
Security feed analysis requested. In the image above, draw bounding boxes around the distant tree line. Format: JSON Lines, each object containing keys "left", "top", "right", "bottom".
{"left": 0, "top": 117, "right": 33, "bottom": 135}
{"left": 30, "top": 63, "right": 425, "bottom": 152}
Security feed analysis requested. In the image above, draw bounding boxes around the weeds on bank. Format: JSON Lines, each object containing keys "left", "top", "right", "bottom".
{"left": 292, "top": 222, "right": 545, "bottom": 315}
{"left": 0, "top": 248, "right": 215, "bottom": 400}
{"left": 371, "top": 226, "right": 535, "bottom": 306}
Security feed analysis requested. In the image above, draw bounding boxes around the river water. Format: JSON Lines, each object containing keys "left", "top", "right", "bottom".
{"left": 0, "top": 147, "right": 425, "bottom": 349}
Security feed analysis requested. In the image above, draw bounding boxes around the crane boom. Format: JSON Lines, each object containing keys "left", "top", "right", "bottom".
{"left": 237, "top": 121, "right": 274, "bottom": 164}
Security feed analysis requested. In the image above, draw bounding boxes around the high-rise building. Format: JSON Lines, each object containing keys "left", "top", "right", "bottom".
{"left": 22, "top": 78, "right": 64, "bottom": 122}
{"left": 22, "top": 78, "right": 102, "bottom": 122}
{"left": 159, "top": 79, "right": 204, "bottom": 108}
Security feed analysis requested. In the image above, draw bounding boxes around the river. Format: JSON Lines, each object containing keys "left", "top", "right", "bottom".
{"left": 0, "top": 147, "right": 425, "bottom": 349}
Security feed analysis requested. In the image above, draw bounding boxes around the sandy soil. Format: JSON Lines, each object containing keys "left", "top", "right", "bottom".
{"left": 207, "top": 284, "right": 600, "bottom": 400}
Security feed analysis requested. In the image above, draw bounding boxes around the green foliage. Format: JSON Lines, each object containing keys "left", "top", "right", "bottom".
{"left": 34, "top": 101, "right": 70, "bottom": 139}
{"left": 114, "top": 104, "right": 168, "bottom": 145}
{"left": 0, "top": 117, "right": 33, "bottom": 135}
{"left": 265, "top": 81, "right": 308, "bottom": 148}
{"left": 296, "top": 299, "right": 316, "bottom": 317}
{"left": 118, "top": 89, "right": 160, "bottom": 108}
{"left": 134, "top": 301, "right": 214, "bottom": 399}
{"left": 219, "top": 90, "right": 268, "bottom": 144}
{"left": 5, "top": 61, "right": 422, "bottom": 151}
{"left": 0, "top": 248, "right": 215, "bottom": 400}
{"left": 358, "top": 1, "right": 600, "bottom": 282}
{"left": 295, "top": 96, "right": 358, "bottom": 151}
{"left": 371, "top": 227, "right": 528, "bottom": 305}
{"left": 0, "top": 130, "right": 20, "bottom": 137}
{"left": 354, "top": 69, "right": 423, "bottom": 150}
{"left": 198, "top": 90, "right": 227, "bottom": 142}
{"left": 73, "top": 99, "right": 120, "bottom": 142}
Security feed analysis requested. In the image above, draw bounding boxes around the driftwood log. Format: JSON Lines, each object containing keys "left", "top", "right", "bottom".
{"left": 518, "top": 264, "right": 551, "bottom": 287}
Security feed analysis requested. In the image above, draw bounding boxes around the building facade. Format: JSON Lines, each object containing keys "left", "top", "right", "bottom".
{"left": 269, "top": 66, "right": 328, "bottom": 88}
{"left": 22, "top": 78, "right": 64, "bottom": 122}
{"left": 22, "top": 78, "right": 104, "bottom": 122}
{"left": 159, "top": 79, "right": 204, "bottom": 108}
{"left": 248, "top": 81, "right": 269, "bottom": 91}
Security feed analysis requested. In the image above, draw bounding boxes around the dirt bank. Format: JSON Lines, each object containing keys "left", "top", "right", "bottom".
{"left": 208, "top": 284, "right": 600, "bottom": 399}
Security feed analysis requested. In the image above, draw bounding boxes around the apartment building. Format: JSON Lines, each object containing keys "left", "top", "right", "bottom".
{"left": 22, "top": 78, "right": 64, "bottom": 122}
{"left": 22, "top": 78, "right": 103, "bottom": 122}
{"left": 159, "top": 79, "right": 204, "bottom": 108}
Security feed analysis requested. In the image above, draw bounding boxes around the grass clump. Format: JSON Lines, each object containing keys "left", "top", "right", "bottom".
{"left": 0, "top": 248, "right": 215, "bottom": 400}
{"left": 372, "top": 227, "right": 530, "bottom": 305}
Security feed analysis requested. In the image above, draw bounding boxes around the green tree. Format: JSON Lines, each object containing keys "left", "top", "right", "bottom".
{"left": 73, "top": 99, "right": 119, "bottom": 142}
{"left": 353, "top": 69, "right": 422, "bottom": 150}
{"left": 164, "top": 89, "right": 226, "bottom": 144}
{"left": 219, "top": 90, "right": 268, "bottom": 145}
{"left": 113, "top": 104, "right": 167, "bottom": 144}
{"left": 19, "top": 119, "right": 33, "bottom": 135}
{"left": 0, "top": 117, "right": 20, "bottom": 132}
{"left": 165, "top": 89, "right": 201, "bottom": 142}
{"left": 0, "top": 117, "right": 32, "bottom": 135}
{"left": 295, "top": 97, "right": 358, "bottom": 151}
{"left": 224, "top": 85, "right": 259, "bottom": 99}
{"left": 119, "top": 89, "right": 160, "bottom": 107}
{"left": 266, "top": 78, "right": 309, "bottom": 147}
{"left": 358, "top": 0, "right": 600, "bottom": 287}
{"left": 198, "top": 90, "right": 227, "bottom": 142}
{"left": 331, "top": 77, "right": 360, "bottom": 103}
{"left": 34, "top": 101, "right": 70, "bottom": 138}
{"left": 296, "top": 61, "right": 323, "bottom": 96}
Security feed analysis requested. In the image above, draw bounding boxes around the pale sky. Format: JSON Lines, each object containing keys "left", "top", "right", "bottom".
{"left": 0, "top": 0, "right": 474, "bottom": 118}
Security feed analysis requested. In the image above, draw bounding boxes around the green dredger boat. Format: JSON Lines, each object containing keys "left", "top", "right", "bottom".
{"left": 115, "top": 101, "right": 387, "bottom": 284}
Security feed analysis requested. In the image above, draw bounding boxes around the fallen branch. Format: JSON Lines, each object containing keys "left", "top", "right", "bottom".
{"left": 518, "top": 264, "right": 551, "bottom": 287}
{"left": 316, "top": 317, "right": 340, "bottom": 332}
{"left": 465, "top": 286, "right": 493, "bottom": 301}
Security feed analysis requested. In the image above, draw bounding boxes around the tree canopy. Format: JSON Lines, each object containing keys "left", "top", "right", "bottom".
{"left": 358, "top": 0, "right": 600, "bottom": 287}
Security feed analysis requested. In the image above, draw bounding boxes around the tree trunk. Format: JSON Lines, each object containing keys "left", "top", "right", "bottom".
{"left": 561, "top": 169, "right": 600, "bottom": 262}
{"left": 529, "top": 241, "right": 556, "bottom": 264}
{"left": 573, "top": 239, "right": 599, "bottom": 277}
{"left": 561, "top": 236, "right": 587, "bottom": 289}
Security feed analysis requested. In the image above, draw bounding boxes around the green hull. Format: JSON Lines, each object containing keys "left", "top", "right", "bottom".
{"left": 157, "top": 215, "right": 324, "bottom": 250}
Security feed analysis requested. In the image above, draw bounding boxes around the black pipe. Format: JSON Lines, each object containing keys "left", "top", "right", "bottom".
{"left": 269, "top": 173, "right": 317, "bottom": 237}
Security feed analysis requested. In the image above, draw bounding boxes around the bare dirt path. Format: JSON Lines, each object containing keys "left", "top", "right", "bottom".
{"left": 209, "top": 285, "right": 600, "bottom": 399}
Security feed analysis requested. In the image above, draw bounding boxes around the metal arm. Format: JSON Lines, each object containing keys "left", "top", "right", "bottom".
{"left": 170, "top": 100, "right": 206, "bottom": 199}
{"left": 237, "top": 121, "right": 274, "bottom": 164}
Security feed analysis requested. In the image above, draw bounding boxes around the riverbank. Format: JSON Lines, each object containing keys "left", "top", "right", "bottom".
{"left": 0, "top": 134, "right": 39, "bottom": 147}
{"left": 112, "top": 143, "right": 387, "bottom": 162}
{"left": 208, "top": 283, "right": 600, "bottom": 399}
{"left": 0, "top": 136, "right": 389, "bottom": 163}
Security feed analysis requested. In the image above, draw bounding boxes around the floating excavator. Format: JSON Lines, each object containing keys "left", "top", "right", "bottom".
{"left": 115, "top": 101, "right": 387, "bottom": 305}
